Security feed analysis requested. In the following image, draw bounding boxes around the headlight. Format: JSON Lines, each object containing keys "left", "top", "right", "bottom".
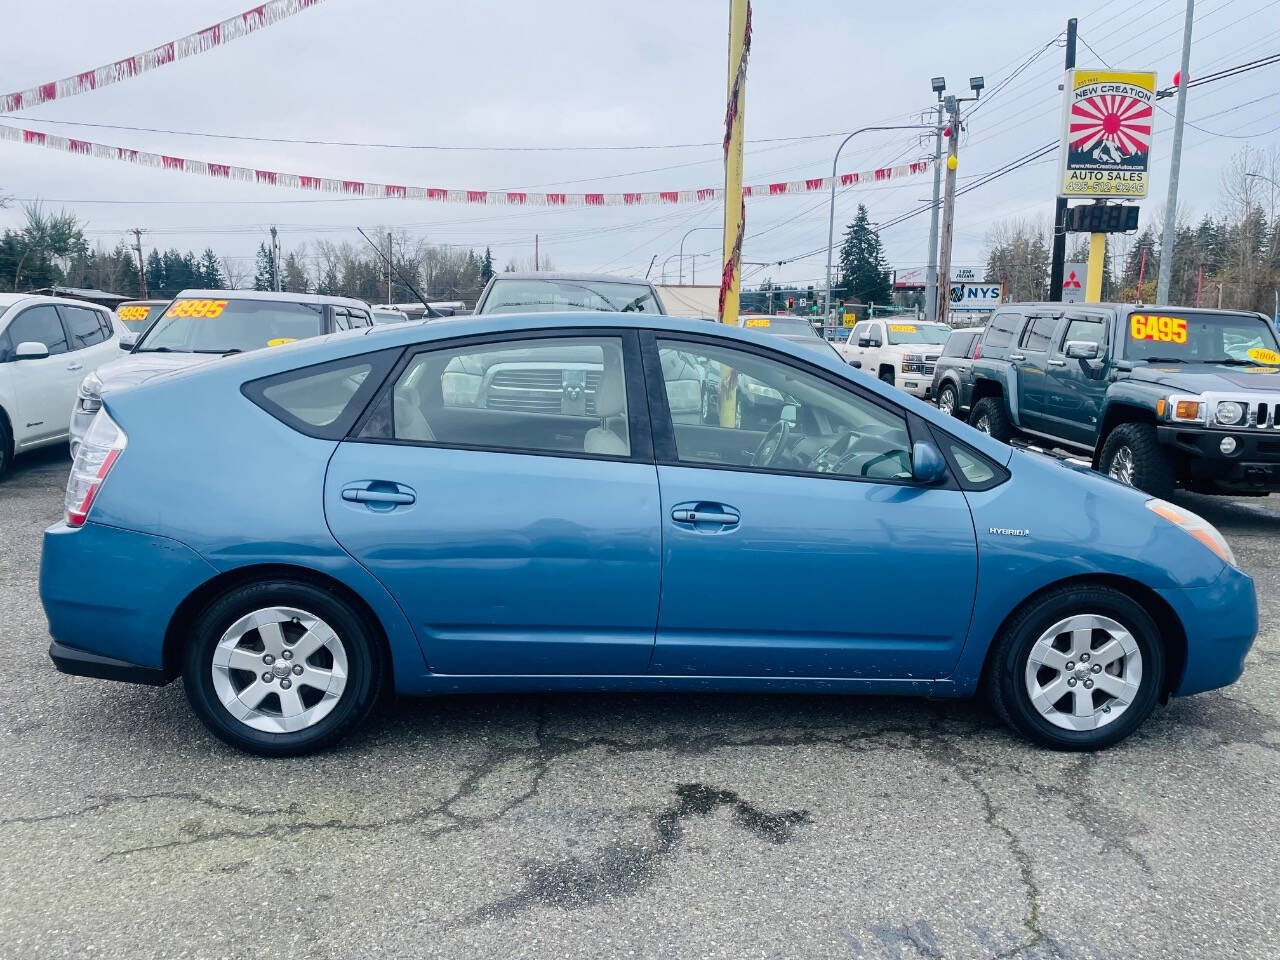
{"left": 1146, "top": 499, "right": 1236, "bottom": 567}
{"left": 76, "top": 372, "right": 104, "bottom": 415}
{"left": 1214, "top": 401, "right": 1245, "bottom": 426}
{"left": 441, "top": 371, "right": 481, "bottom": 407}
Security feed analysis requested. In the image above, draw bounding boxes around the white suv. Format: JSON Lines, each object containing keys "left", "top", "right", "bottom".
{"left": 836, "top": 319, "right": 951, "bottom": 398}
{"left": 0, "top": 294, "right": 124, "bottom": 477}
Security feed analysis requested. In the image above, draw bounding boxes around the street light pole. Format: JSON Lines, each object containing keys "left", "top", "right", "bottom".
{"left": 824, "top": 124, "right": 932, "bottom": 321}
{"left": 679, "top": 226, "right": 720, "bottom": 285}
{"left": 923, "top": 103, "right": 945, "bottom": 328}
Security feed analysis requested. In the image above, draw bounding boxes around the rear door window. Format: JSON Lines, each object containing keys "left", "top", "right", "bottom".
{"left": 942, "top": 332, "right": 975, "bottom": 357}
{"left": 59, "top": 305, "right": 112, "bottom": 351}
{"left": 1020, "top": 315, "right": 1060, "bottom": 354}
{"left": 982, "top": 310, "right": 1023, "bottom": 354}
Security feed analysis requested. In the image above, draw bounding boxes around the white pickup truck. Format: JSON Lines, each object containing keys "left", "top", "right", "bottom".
{"left": 836, "top": 318, "right": 952, "bottom": 399}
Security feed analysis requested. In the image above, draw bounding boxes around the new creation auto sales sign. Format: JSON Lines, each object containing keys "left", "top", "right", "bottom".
{"left": 1059, "top": 69, "right": 1156, "bottom": 198}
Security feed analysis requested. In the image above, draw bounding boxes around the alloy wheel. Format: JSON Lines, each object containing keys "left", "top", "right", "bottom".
{"left": 210, "top": 606, "right": 349, "bottom": 734}
{"left": 938, "top": 388, "right": 956, "bottom": 417}
{"left": 1024, "top": 614, "right": 1142, "bottom": 732}
{"left": 1108, "top": 445, "right": 1136, "bottom": 486}
{"left": 974, "top": 413, "right": 991, "bottom": 434}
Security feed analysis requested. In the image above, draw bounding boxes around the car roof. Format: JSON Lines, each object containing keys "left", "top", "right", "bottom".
{"left": 492, "top": 272, "right": 651, "bottom": 286}
{"left": 997, "top": 301, "right": 1263, "bottom": 318}
{"left": 173, "top": 289, "right": 372, "bottom": 309}
{"left": 0, "top": 292, "right": 111, "bottom": 311}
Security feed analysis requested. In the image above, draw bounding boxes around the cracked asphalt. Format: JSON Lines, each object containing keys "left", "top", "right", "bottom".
{"left": 1, "top": 446, "right": 1277, "bottom": 960}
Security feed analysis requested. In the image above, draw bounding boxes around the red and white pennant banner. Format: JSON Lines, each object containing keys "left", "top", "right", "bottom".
{"left": 0, "top": 124, "right": 930, "bottom": 205}
{"left": 0, "top": 0, "right": 326, "bottom": 115}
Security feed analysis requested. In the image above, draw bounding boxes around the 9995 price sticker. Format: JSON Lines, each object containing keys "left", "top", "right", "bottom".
{"left": 165, "top": 299, "right": 228, "bottom": 319}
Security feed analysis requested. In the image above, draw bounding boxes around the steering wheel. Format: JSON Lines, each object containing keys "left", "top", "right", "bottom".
{"left": 752, "top": 419, "right": 792, "bottom": 467}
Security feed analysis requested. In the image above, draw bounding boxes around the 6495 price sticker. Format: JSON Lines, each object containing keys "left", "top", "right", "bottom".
{"left": 1130, "top": 313, "right": 1186, "bottom": 345}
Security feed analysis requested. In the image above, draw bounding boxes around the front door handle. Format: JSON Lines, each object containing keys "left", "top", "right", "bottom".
{"left": 66, "top": 362, "right": 83, "bottom": 372}
{"left": 1009, "top": 353, "right": 1027, "bottom": 362}
{"left": 1047, "top": 358, "right": 1067, "bottom": 367}
{"left": 671, "top": 503, "right": 740, "bottom": 528}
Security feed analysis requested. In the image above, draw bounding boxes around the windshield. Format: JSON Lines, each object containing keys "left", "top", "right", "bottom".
{"left": 886, "top": 322, "right": 949, "bottom": 346}
{"left": 135, "top": 298, "right": 325, "bottom": 354}
{"left": 1122, "top": 310, "right": 1280, "bottom": 364}
{"left": 478, "top": 278, "right": 658, "bottom": 314}
{"left": 741, "top": 316, "right": 818, "bottom": 336}
{"left": 116, "top": 302, "right": 164, "bottom": 332}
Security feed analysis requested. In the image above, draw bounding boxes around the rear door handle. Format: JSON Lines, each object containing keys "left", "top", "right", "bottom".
{"left": 341, "top": 482, "right": 416, "bottom": 507}
{"left": 1009, "top": 353, "right": 1027, "bottom": 362}
{"left": 1048, "top": 358, "right": 1066, "bottom": 367}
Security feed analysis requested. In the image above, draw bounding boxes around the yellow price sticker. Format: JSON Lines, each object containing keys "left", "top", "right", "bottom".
{"left": 165, "top": 298, "right": 228, "bottom": 320}
{"left": 889, "top": 324, "right": 917, "bottom": 334}
{"left": 744, "top": 318, "right": 771, "bottom": 328}
{"left": 1247, "top": 347, "right": 1280, "bottom": 365}
{"left": 267, "top": 337, "right": 297, "bottom": 348}
{"left": 117, "top": 305, "right": 152, "bottom": 322}
{"left": 1130, "top": 314, "right": 1187, "bottom": 344}
{"left": 842, "top": 315, "right": 856, "bottom": 326}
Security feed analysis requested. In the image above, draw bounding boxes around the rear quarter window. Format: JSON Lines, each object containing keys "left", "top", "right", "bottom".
{"left": 243, "top": 349, "right": 400, "bottom": 439}
{"left": 942, "top": 332, "right": 976, "bottom": 357}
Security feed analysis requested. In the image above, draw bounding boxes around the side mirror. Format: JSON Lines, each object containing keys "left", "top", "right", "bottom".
{"left": 911, "top": 440, "right": 949, "bottom": 485}
{"left": 869, "top": 338, "right": 883, "bottom": 349}
{"left": 14, "top": 341, "right": 49, "bottom": 361}
{"left": 1064, "top": 340, "right": 1101, "bottom": 361}
{"left": 119, "top": 336, "right": 136, "bottom": 351}
{"left": 851, "top": 360, "right": 862, "bottom": 369}
{"left": 857, "top": 338, "right": 870, "bottom": 348}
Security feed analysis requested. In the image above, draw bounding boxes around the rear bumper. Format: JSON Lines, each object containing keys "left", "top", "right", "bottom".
{"left": 49, "top": 641, "right": 167, "bottom": 685}
{"left": 1158, "top": 565, "right": 1258, "bottom": 697}
{"left": 40, "top": 520, "right": 218, "bottom": 683}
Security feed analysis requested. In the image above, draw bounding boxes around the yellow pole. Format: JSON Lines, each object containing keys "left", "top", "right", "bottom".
{"left": 1085, "top": 232, "right": 1105, "bottom": 303}
{"left": 719, "top": 0, "right": 748, "bottom": 427}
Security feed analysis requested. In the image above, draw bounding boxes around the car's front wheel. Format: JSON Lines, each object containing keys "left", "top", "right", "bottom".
{"left": 969, "top": 396, "right": 1015, "bottom": 441}
{"left": 936, "top": 383, "right": 961, "bottom": 419}
{"left": 183, "top": 580, "right": 384, "bottom": 756}
{"left": 986, "top": 584, "right": 1164, "bottom": 750}
{"left": 1099, "top": 422, "right": 1175, "bottom": 498}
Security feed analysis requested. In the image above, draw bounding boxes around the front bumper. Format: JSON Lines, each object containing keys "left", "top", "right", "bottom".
{"left": 1157, "top": 424, "right": 1280, "bottom": 490}
{"left": 897, "top": 373, "right": 935, "bottom": 398}
{"left": 41, "top": 520, "right": 218, "bottom": 683}
{"left": 1158, "top": 565, "right": 1258, "bottom": 697}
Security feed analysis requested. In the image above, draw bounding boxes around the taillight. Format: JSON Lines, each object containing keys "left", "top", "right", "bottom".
{"left": 65, "top": 411, "right": 127, "bottom": 528}
{"left": 972, "top": 341, "right": 982, "bottom": 359}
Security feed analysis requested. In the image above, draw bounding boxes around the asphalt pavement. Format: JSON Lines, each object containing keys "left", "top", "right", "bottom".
{"left": 1, "top": 445, "right": 1277, "bottom": 960}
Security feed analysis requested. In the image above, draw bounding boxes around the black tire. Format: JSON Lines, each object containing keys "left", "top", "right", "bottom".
{"left": 0, "top": 411, "right": 11, "bottom": 480}
{"left": 936, "top": 383, "right": 962, "bottom": 419}
{"left": 183, "top": 580, "right": 384, "bottom": 756}
{"left": 969, "top": 396, "right": 1015, "bottom": 442}
{"left": 878, "top": 366, "right": 895, "bottom": 386}
{"left": 1099, "top": 422, "right": 1176, "bottom": 498}
{"left": 986, "top": 584, "right": 1165, "bottom": 751}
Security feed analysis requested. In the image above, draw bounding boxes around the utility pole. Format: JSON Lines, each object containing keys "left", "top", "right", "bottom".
{"left": 720, "top": 0, "right": 749, "bottom": 327}
{"left": 935, "top": 98, "right": 961, "bottom": 326}
{"left": 131, "top": 228, "right": 148, "bottom": 298}
{"left": 386, "top": 232, "right": 393, "bottom": 304}
{"left": 1156, "top": 0, "right": 1194, "bottom": 306}
{"left": 1049, "top": 18, "right": 1078, "bottom": 302}
{"left": 924, "top": 100, "right": 945, "bottom": 328}
{"left": 269, "top": 225, "right": 281, "bottom": 292}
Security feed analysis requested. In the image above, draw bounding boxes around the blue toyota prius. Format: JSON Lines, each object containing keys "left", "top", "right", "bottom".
{"left": 41, "top": 313, "right": 1257, "bottom": 755}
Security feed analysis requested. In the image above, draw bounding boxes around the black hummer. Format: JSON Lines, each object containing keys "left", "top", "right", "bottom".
{"left": 965, "top": 302, "right": 1280, "bottom": 497}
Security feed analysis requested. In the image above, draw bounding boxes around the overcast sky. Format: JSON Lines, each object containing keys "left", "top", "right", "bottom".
{"left": 2, "top": 0, "right": 1278, "bottom": 291}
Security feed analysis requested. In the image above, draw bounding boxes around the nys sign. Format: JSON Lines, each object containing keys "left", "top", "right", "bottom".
{"left": 950, "top": 282, "right": 1004, "bottom": 311}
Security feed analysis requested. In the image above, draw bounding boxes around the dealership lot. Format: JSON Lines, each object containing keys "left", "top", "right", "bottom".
{"left": 1, "top": 447, "right": 1277, "bottom": 960}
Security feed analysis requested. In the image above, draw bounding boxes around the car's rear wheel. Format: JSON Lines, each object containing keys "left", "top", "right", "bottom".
{"left": 937, "top": 384, "right": 961, "bottom": 419}
{"left": 1099, "top": 422, "right": 1175, "bottom": 498}
{"left": 969, "top": 396, "right": 1015, "bottom": 441}
{"left": 986, "top": 584, "right": 1164, "bottom": 750}
{"left": 183, "top": 580, "right": 383, "bottom": 756}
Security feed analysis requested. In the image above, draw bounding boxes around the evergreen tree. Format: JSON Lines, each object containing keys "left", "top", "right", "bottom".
{"left": 480, "top": 246, "right": 494, "bottom": 284}
{"left": 281, "top": 252, "right": 310, "bottom": 293}
{"left": 198, "top": 248, "right": 224, "bottom": 288}
{"left": 837, "top": 205, "right": 892, "bottom": 307}
{"left": 253, "top": 242, "right": 277, "bottom": 291}
{"left": 144, "top": 250, "right": 164, "bottom": 295}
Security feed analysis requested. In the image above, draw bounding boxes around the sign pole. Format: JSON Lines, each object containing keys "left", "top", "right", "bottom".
{"left": 1049, "top": 18, "right": 1077, "bottom": 303}
{"left": 1156, "top": 0, "right": 1194, "bottom": 306}
{"left": 1085, "top": 232, "right": 1106, "bottom": 303}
